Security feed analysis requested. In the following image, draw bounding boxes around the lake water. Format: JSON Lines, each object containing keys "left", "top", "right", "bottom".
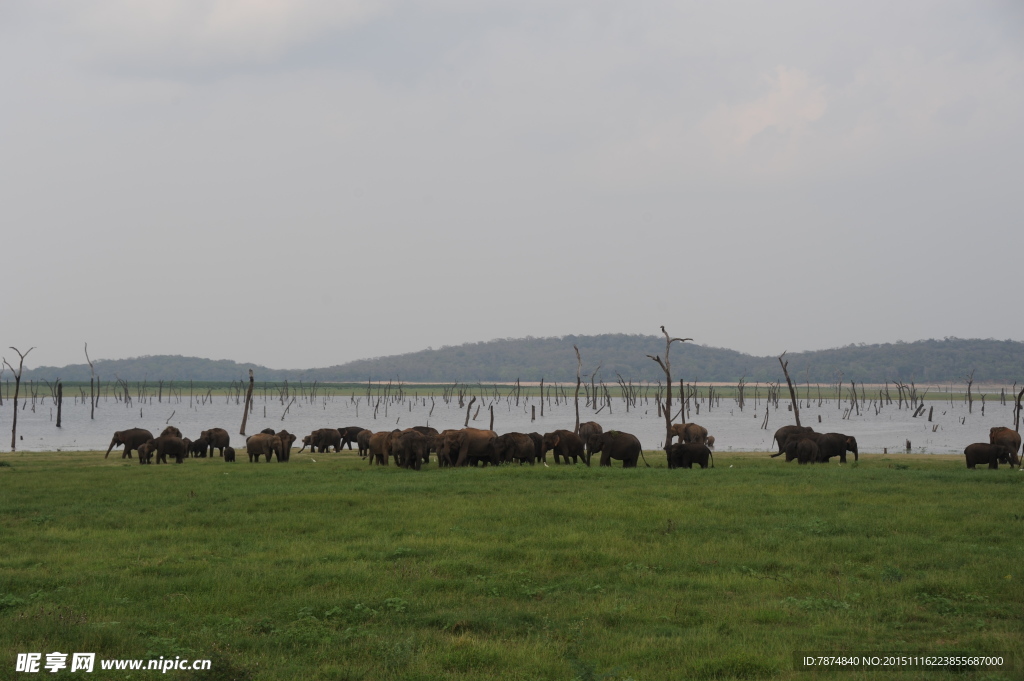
{"left": 0, "top": 389, "right": 1015, "bottom": 456}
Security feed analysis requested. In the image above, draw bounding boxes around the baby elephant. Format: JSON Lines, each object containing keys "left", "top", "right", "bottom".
{"left": 964, "top": 443, "right": 1015, "bottom": 469}
{"left": 223, "top": 446, "right": 236, "bottom": 463}
{"left": 137, "top": 442, "right": 155, "bottom": 465}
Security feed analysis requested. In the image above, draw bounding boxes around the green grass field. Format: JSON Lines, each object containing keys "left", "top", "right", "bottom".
{"left": 1, "top": 452, "right": 1021, "bottom": 680}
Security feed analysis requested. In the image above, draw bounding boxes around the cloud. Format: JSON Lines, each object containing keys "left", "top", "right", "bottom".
{"left": 706, "top": 66, "right": 827, "bottom": 150}
{"left": 66, "top": 0, "right": 390, "bottom": 68}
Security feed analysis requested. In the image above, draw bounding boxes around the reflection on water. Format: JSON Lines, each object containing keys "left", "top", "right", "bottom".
{"left": 0, "top": 390, "right": 1013, "bottom": 456}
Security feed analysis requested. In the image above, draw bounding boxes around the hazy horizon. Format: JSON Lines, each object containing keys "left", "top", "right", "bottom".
{"left": 18, "top": 333, "right": 1017, "bottom": 372}
{"left": 3, "top": 1, "right": 1022, "bottom": 371}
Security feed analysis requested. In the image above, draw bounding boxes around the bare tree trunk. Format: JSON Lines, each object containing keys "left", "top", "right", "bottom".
{"left": 646, "top": 327, "right": 692, "bottom": 451}
{"left": 240, "top": 369, "right": 255, "bottom": 436}
{"left": 464, "top": 396, "right": 476, "bottom": 427}
{"left": 1015, "top": 387, "right": 1024, "bottom": 433}
{"left": 489, "top": 404, "right": 494, "bottom": 431}
{"left": 964, "top": 370, "right": 975, "bottom": 414}
{"left": 573, "top": 345, "right": 582, "bottom": 435}
{"left": 56, "top": 382, "right": 63, "bottom": 428}
{"left": 85, "top": 343, "right": 96, "bottom": 420}
{"left": 778, "top": 353, "right": 801, "bottom": 427}
{"left": 3, "top": 346, "right": 35, "bottom": 452}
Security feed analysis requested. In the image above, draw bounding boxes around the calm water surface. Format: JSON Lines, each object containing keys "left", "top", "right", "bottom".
{"left": 0, "top": 390, "right": 1014, "bottom": 456}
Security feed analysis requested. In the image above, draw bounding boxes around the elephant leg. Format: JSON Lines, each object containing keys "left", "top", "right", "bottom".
{"left": 600, "top": 453, "right": 611, "bottom": 467}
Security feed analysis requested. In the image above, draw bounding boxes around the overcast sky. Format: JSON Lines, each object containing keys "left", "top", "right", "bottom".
{"left": 3, "top": 1, "right": 1023, "bottom": 370}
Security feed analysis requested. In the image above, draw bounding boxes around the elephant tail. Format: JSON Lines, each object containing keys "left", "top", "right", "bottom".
{"left": 709, "top": 450, "right": 715, "bottom": 468}
{"left": 639, "top": 449, "right": 651, "bottom": 468}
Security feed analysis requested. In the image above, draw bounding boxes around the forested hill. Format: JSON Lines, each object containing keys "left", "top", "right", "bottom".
{"left": 19, "top": 336, "right": 1024, "bottom": 384}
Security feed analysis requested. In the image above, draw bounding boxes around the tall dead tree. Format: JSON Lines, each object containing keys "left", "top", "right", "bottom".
{"left": 1015, "top": 387, "right": 1024, "bottom": 433}
{"left": 964, "top": 370, "right": 975, "bottom": 414}
{"left": 239, "top": 369, "right": 255, "bottom": 436}
{"left": 84, "top": 343, "right": 96, "bottom": 420}
{"left": 778, "top": 352, "right": 801, "bottom": 427}
{"left": 3, "top": 346, "right": 35, "bottom": 451}
{"left": 646, "top": 326, "right": 692, "bottom": 451}
{"left": 573, "top": 345, "right": 583, "bottom": 435}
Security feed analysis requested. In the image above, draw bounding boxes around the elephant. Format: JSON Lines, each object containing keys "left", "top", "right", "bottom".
{"left": 578, "top": 421, "right": 603, "bottom": 455}
{"left": 300, "top": 428, "right": 342, "bottom": 453}
{"left": 389, "top": 429, "right": 414, "bottom": 467}
{"left": 586, "top": 431, "right": 642, "bottom": 468}
{"left": 137, "top": 441, "right": 155, "bottom": 465}
{"left": 964, "top": 443, "right": 1014, "bottom": 469}
{"left": 392, "top": 430, "right": 430, "bottom": 470}
{"left": 439, "top": 428, "right": 498, "bottom": 467}
{"left": 781, "top": 437, "right": 819, "bottom": 464}
{"left": 528, "top": 432, "right": 545, "bottom": 463}
{"left": 148, "top": 435, "right": 187, "bottom": 464}
{"left": 223, "top": 446, "right": 236, "bottom": 462}
{"left": 668, "top": 443, "right": 713, "bottom": 469}
{"left": 246, "top": 433, "right": 283, "bottom": 463}
{"left": 338, "top": 426, "right": 367, "bottom": 450}
{"left": 493, "top": 432, "right": 536, "bottom": 465}
{"left": 771, "top": 425, "right": 816, "bottom": 456}
{"left": 356, "top": 429, "right": 373, "bottom": 458}
{"left": 541, "top": 430, "right": 587, "bottom": 465}
{"left": 189, "top": 437, "right": 210, "bottom": 458}
{"left": 182, "top": 438, "right": 192, "bottom": 458}
{"left": 989, "top": 427, "right": 1021, "bottom": 465}
{"left": 367, "top": 431, "right": 393, "bottom": 465}
{"left": 260, "top": 428, "right": 276, "bottom": 435}
{"left": 815, "top": 433, "right": 858, "bottom": 463}
{"left": 669, "top": 422, "right": 710, "bottom": 446}
{"left": 105, "top": 428, "right": 154, "bottom": 459}
{"left": 706, "top": 435, "right": 716, "bottom": 449}
{"left": 411, "top": 426, "right": 439, "bottom": 463}
{"left": 276, "top": 430, "right": 297, "bottom": 461}
{"left": 434, "top": 430, "right": 461, "bottom": 466}
{"left": 160, "top": 426, "right": 183, "bottom": 438}
{"left": 201, "top": 428, "right": 231, "bottom": 457}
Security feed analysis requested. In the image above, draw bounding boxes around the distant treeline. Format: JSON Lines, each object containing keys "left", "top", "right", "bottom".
{"left": 18, "top": 336, "right": 1024, "bottom": 385}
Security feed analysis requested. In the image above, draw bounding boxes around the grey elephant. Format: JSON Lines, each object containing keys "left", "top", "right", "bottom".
{"left": 246, "top": 433, "right": 283, "bottom": 463}
{"left": 148, "top": 435, "right": 187, "bottom": 464}
{"left": 541, "top": 430, "right": 587, "bottom": 465}
{"left": 668, "top": 443, "right": 713, "bottom": 469}
{"left": 493, "top": 432, "right": 536, "bottom": 465}
{"left": 104, "top": 428, "right": 154, "bottom": 459}
{"left": 586, "top": 431, "right": 642, "bottom": 468}
{"left": 964, "top": 443, "right": 1014, "bottom": 469}
{"left": 200, "top": 428, "right": 231, "bottom": 457}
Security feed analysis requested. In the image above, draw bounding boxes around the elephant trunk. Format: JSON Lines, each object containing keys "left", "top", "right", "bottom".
{"left": 104, "top": 439, "right": 118, "bottom": 459}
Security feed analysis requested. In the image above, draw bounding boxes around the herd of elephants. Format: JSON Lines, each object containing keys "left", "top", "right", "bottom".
{"left": 102, "top": 421, "right": 1024, "bottom": 470}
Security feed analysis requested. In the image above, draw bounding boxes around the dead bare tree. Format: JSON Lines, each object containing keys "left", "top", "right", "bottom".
{"left": 646, "top": 326, "right": 692, "bottom": 451}
{"left": 240, "top": 369, "right": 255, "bottom": 436}
{"left": 84, "top": 343, "right": 96, "bottom": 419}
{"left": 778, "top": 352, "right": 801, "bottom": 427}
{"left": 3, "top": 346, "right": 35, "bottom": 451}
{"left": 573, "top": 345, "right": 583, "bottom": 435}
{"left": 964, "top": 370, "right": 975, "bottom": 413}
{"left": 1015, "top": 387, "right": 1024, "bottom": 433}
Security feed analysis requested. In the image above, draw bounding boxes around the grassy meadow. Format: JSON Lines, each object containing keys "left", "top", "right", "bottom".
{"left": 0, "top": 451, "right": 1021, "bottom": 680}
